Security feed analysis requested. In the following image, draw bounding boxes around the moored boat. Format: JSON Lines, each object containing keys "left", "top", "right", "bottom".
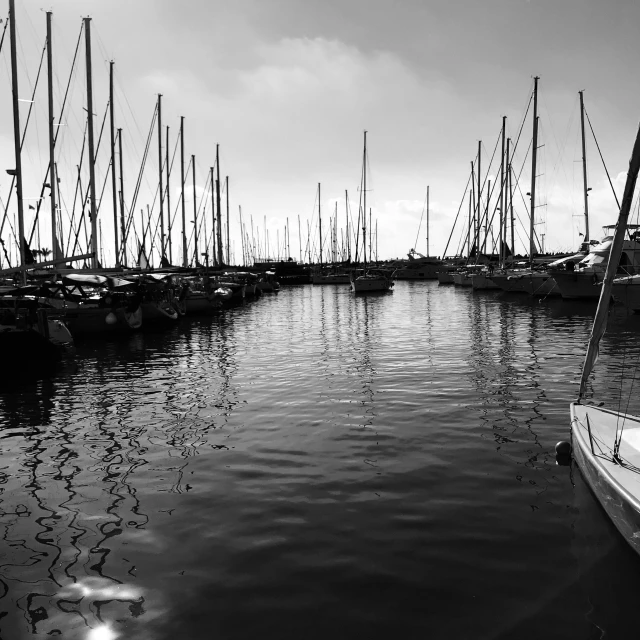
{"left": 569, "top": 119, "right": 640, "bottom": 557}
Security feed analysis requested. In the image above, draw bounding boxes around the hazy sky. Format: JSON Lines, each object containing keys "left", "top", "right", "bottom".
{"left": 2, "top": 0, "right": 640, "bottom": 266}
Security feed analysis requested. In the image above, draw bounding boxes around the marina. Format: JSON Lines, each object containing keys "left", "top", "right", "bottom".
{"left": 3, "top": 0, "right": 640, "bottom": 638}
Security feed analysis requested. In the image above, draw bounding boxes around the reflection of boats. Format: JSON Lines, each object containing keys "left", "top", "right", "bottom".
{"left": 0, "top": 293, "right": 73, "bottom": 375}
{"left": 570, "top": 123, "right": 640, "bottom": 557}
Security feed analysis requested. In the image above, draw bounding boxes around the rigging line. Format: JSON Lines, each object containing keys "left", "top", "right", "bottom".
{"left": 614, "top": 337, "right": 632, "bottom": 451}
{"left": 79, "top": 100, "right": 111, "bottom": 217}
{"left": 509, "top": 90, "right": 534, "bottom": 170}
{"left": 1, "top": 36, "right": 47, "bottom": 241}
{"left": 21, "top": 22, "right": 84, "bottom": 246}
{"left": 413, "top": 189, "right": 429, "bottom": 252}
{"left": 66, "top": 126, "right": 88, "bottom": 256}
{"left": 584, "top": 107, "right": 621, "bottom": 210}
{"left": 125, "top": 104, "right": 158, "bottom": 239}
{"left": 0, "top": 14, "right": 8, "bottom": 56}
{"left": 443, "top": 171, "right": 473, "bottom": 257}
{"left": 548, "top": 93, "right": 578, "bottom": 196}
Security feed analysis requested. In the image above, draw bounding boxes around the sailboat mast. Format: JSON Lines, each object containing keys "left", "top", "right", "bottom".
{"left": 84, "top": 17, "right": 99, "bottom": 269}
{"left": 226, "top": 176, "right": 230, "bottom": 264}
{"left": 214, "top": 167, "right": 218, "bottom": 265}
{"left": 530, "top": 76, "right": 540, "bottom": 266}
{"left": 157, "top": 94, "right": 164, "bottom": 262}
{"left": 579, "top": 90, "right": 590, "bottom": 242}
{"left": 118, "top": 128, "right": 126, "bottom": 267}
{"left": 9, "top": 0, "right": 26, "bottom": 282}
{"left": 509, "top": 139, "right": 515, "bottom": 258}
{"left": 180, "top": 116, "right": 187, "bottom": 266}
{"left": 500, "top": 116, "right": 506, "bottom": 265}
{"left": 166, "top": 125, "right": 171, "bottom": 264}
{"left": 216, "top": 145, "right": 223, "bottom": 265}
{"left": 345, "top": 190, "right": 350, "bottom": 262}
{"left": 318, "top": 183, "right": 322, "bottom": 267}
{"left": 426, "top": 185, "right": 430, "bottom": 256}
{"left": 363, "top": 131, "right": 367, "bottom": 271}
{"left": 476, "top": 141, "right": 481, "bottom": 261}
{"left": 109, "top": 60, "right": 119, "bottom": 267}
{"left": 192, "top": 155, "right": 197, "bottom": 266}
{"left": 46, "top": 11, "right": 59, "bottom": 264}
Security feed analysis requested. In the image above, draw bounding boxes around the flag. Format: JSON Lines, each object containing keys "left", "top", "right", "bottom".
{"left": 138, "top": 243, "right": 148, "bottom": 270}
{"left": 28, "top": 204, "right": 35, "bottom": 210}
{"left": 578, "top": 232, "right": 584, "bottom": 237}
{"left": 23, "top": 237, "right": 35, "bottom": 265}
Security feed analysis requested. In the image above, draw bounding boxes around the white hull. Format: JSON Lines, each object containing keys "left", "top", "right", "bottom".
{"left": 571, "top": 403, "right": 640, "bottom": 556}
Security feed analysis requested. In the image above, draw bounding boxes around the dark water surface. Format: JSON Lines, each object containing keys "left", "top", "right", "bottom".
{"left": 2, "top": 281, "right": 640, "bottom": 639}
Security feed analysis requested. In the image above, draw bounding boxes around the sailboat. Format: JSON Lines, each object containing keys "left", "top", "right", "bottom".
{"left": 351, "top": 131, "right": 394, "bottom": 293}
{"left": 569, "top": 121, "right": 640, "bottom": 556}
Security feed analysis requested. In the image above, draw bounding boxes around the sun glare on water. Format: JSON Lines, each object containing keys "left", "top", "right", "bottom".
{"left": 87, "top": 625, "right": 119, "bottom": 640}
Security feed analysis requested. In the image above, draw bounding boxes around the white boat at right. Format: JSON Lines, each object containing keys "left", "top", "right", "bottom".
{"left": 569, "top": 118, "right": 640, "bottom": 558}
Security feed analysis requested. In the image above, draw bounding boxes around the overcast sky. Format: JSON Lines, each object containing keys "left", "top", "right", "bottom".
{"left": 2, "top": 0, "right": 640, "bottom": 266}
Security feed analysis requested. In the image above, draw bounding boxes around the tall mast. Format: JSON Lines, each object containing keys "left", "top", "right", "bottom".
{"left": 214, "top": 167, "right": 218, "bottom": 264}
{"left": 363, "top": 130, "right": 367, "bottom": 271}
{"left": 9, "top": 0, "right": 26, "bottom": 282}
{"left": 500, "top": 116, "right": 506, "bottom": 265}
{"left": 166, "top": 125, "right": 171, "bottom": 264}
{"left": 468, "top": 191, "right": 472, "bottom": 257}
{"left": 216, "top": 145, "right": 223, "bottom": 265}
{"left": 180, "top": 116, "right": 187, "bottom": 266}
{"left": 46, "top": 12, "right": 59, "bottom": 264}
{"left": 118, "top": 128, "right": 126, "bottom": 266}
{"left": 369, "top": 207, "right": 372, "bottom": 264}
{"left": 157, "top": 94, "right": 164, "bottom": 262}
{"left": 530, "top": 76, "right": 540, "bottom": 266}
{"left": 579, "top": 90, "right": 590, "bottom": 242}
{"left": 109, "top": 60, "right": 118, "bottom": 266}
{"left": 192, "top": 155, "right": 197, "bottom": 266}
{"left": 508, "top": 138, "right": 514, "bottom": 259}
{"left": 426, "top": 185, "right": 430, "bottom": 256}
{"left": 476, "top": 141, "right": 481, "bottom": 261}
{"left": 226, "top": 176, "right": 230, "bottom": 264}
{"left": 84, "top": 17, "right": 99, "bottom": 269}
{"left": 345, "top": 190, "right": 350, "bottom": 261}
{"left": 298, "top": 215, "right": 301, "bottom": 263}
{"left": 318, "top": 183, "right": 322, "bottom": 266}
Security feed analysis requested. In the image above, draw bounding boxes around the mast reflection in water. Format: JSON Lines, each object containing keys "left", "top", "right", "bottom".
{"left": 2, "top": 283, "right": 640, "bottom": 639}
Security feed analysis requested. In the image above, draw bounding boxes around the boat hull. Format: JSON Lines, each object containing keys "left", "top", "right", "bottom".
{"left": 312, "top": 274, "right": 351, "bottom": 284}
{"left": 612, "top": 276, "right": 640, "bottom": 312}
{"left": 351, "top": 276, "right": 394, "bottom": 293}
{"left": 65, "top": 305, "right": 142, "bottom": 335}
{"left": 571, "top": 403, "right": 640, "bottom": 557}
{"left": 394, "top": 265, "right": 440, "bottom": 280}
{"left": 141, "top": 301, "right": 179, "bottom": 323}
{"left": 470, "top": 273, "right": 499, "bottom": 290}
{"left": 437, "top": 272, "right": 455, "bottom": 284}
{"left": 452, "top": 273, "right": 473, "bottom": 287}
{"left": 552, "top": 271, "right": 603, "bottom": 299}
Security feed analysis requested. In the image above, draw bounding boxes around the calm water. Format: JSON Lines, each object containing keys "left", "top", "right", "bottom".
{"left": 2, "top": 281, "right": 640, "bottom": 639}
